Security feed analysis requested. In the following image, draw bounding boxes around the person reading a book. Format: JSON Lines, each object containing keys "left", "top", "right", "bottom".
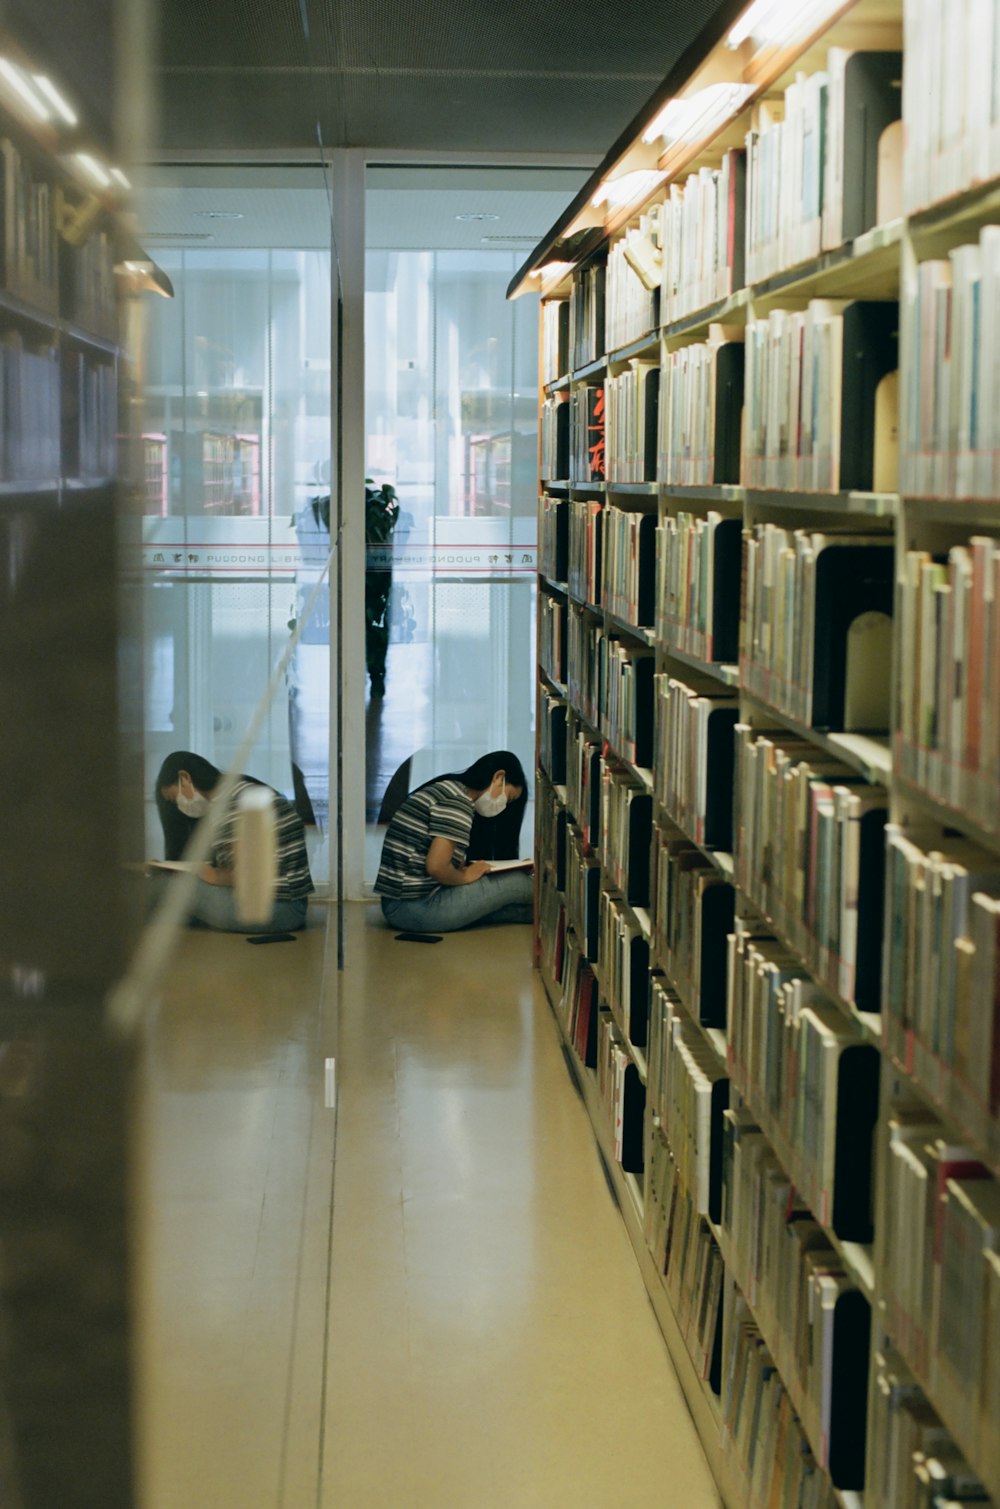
{"left": 152, "top": 751, "right": 314, "bottom": 934}
{"left": 375, "top": 750, "right": 534, "bottom": 933}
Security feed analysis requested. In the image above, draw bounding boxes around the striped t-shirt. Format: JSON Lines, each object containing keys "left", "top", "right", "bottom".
{"left": 374, "top": 778, "right": 473, "bottom": 899}
{"left": 213, "top": 779, "right": 314, "bottom": 900}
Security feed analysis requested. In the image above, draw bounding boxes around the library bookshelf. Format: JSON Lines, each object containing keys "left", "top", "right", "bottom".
{"left": 518, "top": 0, "right": 1000, "bottom": 1504}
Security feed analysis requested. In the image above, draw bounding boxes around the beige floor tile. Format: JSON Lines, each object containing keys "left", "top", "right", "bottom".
{"left": 138, "top": 905, "right": 723, "bottom": 1509}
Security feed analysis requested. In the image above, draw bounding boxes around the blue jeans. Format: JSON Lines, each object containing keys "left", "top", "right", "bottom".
{"left": 381, "top": 870, "right": 534, "bottom": 933}
{"left": 149, "top": 872, "right": 309, "bottom": 934}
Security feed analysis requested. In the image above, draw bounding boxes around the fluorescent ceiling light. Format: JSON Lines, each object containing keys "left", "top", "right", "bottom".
{"left": 75, "top": 152, "right": 111, "bottom": 188}
{"left": 0, "top": 59, "right": 50, "bottom": 121}
{"left": 643, "top": 82, "right": 754, "bottom": 145}
{"left": 592, "top": 169, "right": 665, "bottom": 210}
{"left": 32, "top": 73, "right": 78, "bottom": 125}
{"left": 727, "top": 0, "right": 843, "bottom": 49}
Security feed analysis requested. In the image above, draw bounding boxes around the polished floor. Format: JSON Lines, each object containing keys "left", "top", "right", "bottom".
{"left": 137, "top": 903, "right": 722, "bottom": 1508}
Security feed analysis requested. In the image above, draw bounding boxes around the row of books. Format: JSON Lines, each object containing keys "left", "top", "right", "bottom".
{"left": 596, "top": 1007, "right": 645, "bottom": 1173}
{"left": 897, "top": 537, "right": 1000, "bottom": 828}
{"left": 744, "top": 51, "right": 902, "bottom": 285}
{"left": 882, "top": 824, "right": 1000, "bottom": 1149}
{"left": 565, "top": 820, "right": 601, "bottom": 963}
{"left": 739, "top": 522, "right": 894, "bottom": 731}
{"left": 0, "top": 330, "right": 60, "bottom": 481}
{"left": 721, "top": 1305, "right": 838, "bottom": 1509}
{"left": 657, "top": 331, "right": 743, "bottom": 487}
{"left": 540, "top": 393, "right": 568, "bottom": 483}
{"left": 569, "top": 383, "right": 605, "bottom": 483}
{"left": 569, "top": 261, "right": 605, "bottom": 372}
{"left": 64, "top": 224, "right": 117, "bottom": 341}
{"left": 560, "top": 929, "right": 599, "bottom": 1065}
{"left": 0, "top": 137, "right": 58, "bottom": 314}
{"left": 601, "top": 502, "right": 655, "bottom": 628}
{"left": 64, "top": 351, "right": 117, "bottom": 479}
{"left": 644, "top": 1132, "right": 725, "bottom": 1383}
{"left": 565, "top": 709, "right": 600, "bottom": 848}
{"left": 655, "top": 510, "right": 741, "bottom": 666}
{"left": 651, "top": 822, "right": 734, "bottom": 1031}
{"left": 658, "top": 152, "right": 745, "bottom": 328}
{"left": 721, "top": 1103, "right": 870, "bottom": 1487}
{"left": 732, "top": 726, "right": 887, "bottom": 1011}
{"left": 597, "top": 755, "right": 652, "bottom": 909}
{"left": 902, "top": 0, "right": 1000, "bottom": 214}
{"left": 604, "top": 361, "right": 657, "bottom": 484}
{"left": 542, "top": 298, "right": 568, "bottom": 387}
{"left": 538, "top": 688, "right": 567, "bottom": 787}
{"left": 566, "top": 609, "right": 654, "bottom": 769}
{"left": 652, "top": 671, "right": 738, "bottom": 850}
{"left": 646, "top": 977, "right": 727, "bottom": 1221}
{"left": 868, "top": 1340, "right": 996, "bottom": 1509}
{"left": 879, "top": 1101, "right": 1000, "bottom": 1495}
{"left": 605, "top": 213, "right": 659, "bottom": 352}
{"left": 598, "top": 888, "right": 649, "bottom": 1050}
{"left": 539, "top": 492, "right": 568, "bottom": 583}
{"left": 539, "top": 588, "right": 566, "bottom": 687}
{"left": 899, "top": 228, "right": 1000, "bottom": 500}
{"left": 567, "top": 498, "right": 602, "bottom": 604}
{"left": 537, "top": 859, "right": 565, "bottom": 986}
{"left": 726, "top": 922, "right": 879, "bottom": 1243}
{"left": 743, "top": 298, "right": 898, "bottom": 494}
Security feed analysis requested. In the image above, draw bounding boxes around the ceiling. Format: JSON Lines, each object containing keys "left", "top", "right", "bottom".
{"left": 152, "top": 0, "right": 726, "bottom": 157}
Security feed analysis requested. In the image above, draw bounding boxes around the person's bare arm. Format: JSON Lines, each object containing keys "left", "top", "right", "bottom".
{"left": 425, "top": 837, "right": 490, "bottom": 886}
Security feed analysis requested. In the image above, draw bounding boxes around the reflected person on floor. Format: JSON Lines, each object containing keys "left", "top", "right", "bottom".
{"left": 375, "top": 750, "right": 533, "bottom": 933}
{"left": 153, "top": 751, "right": 314, "bottom": 934}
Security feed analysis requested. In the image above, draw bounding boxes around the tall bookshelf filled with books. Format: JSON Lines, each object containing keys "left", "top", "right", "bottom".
{"left": 519, "top": 0, "right": 1000, "bottom": 1503}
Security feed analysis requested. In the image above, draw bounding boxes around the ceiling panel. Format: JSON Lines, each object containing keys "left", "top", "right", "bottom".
{"left": 153, "top": 0, "right": 727, "bottom": 155}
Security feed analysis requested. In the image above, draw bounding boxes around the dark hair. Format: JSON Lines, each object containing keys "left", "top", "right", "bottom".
{"left": 452, "top": 751, "right": 528, "bottom": 795}
{"left": 443, "top": 751, "right": 530, "bottom": 863}
{"left": 154, "top": 751, "right": 223, "bottom": 861}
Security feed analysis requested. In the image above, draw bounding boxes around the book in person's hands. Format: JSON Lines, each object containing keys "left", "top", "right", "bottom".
{"left": 146, "top": 859, "right": 201, "bottom": 874}
{"left": 487, "top": 857, "right": 534, "bottom": 872}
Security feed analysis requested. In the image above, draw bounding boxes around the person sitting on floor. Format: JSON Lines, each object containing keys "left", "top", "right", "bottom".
{"left": 154, "top": 751, "right": 314, "bottom": 934}
{"left": 375, "top": 750, "right": 533, "bottom": 933}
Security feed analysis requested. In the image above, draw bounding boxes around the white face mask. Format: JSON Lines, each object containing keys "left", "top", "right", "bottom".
{"left": 177, "top": 790, "right": 210, "bottom": 819}
{"left": 473, "top": 789, "right": 508, "bottom": 818}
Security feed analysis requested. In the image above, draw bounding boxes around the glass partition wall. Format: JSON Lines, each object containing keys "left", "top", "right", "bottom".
{"left": 363, "top": 166, "right": 587, "bottom": 882}
{"left": 137, "top": 168, "right": 333, "bottom": 883}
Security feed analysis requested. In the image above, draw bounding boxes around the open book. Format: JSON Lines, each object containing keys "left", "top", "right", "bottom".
{"left": 487, "top": 857, "right": 534, "bottom": 872}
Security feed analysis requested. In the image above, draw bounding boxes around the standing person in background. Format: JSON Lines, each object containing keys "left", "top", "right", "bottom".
{"left": 153, "top": 751, "right": 314, "bottom": 934}
{"left": 365, "top": 480, "right": 400, "bottom": 698}
{"left": 375, "top": 751, "right": 533, "bottom": 933}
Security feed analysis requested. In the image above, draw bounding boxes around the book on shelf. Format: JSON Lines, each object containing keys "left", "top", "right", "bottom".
{"left": 606, "top": 361, "right": 658, "bottom": 482}
{"left": 743, "top": 298, "right": 898, "bottom": 493}
{"left": 597, "top": 1008, "right": 645, "bottom": 1173}
{"left": 653, "top": 672, "right": 738, "bottom": 850}
{"left": 882, "top": 825, "right": 1000, "bottom": 1129}
{"left": 540, "top": 393, "right": 570, "bottom": 482}
{"left": 567, "top": 499, "right": 603, "bottom": 604}
{"left": 538, "top": 688, "right": 567, "bottom": 785}
{"left": 598, "top": 754, "right": 652, "bottom": 907}
{"left": 733, "top": 727, "right": 888, "bottom": 1010}
{"left": 539, "top": 588, "right": 567, "bottom": 686}
{"left": 569, "top": 382, "right": 607, "bottom": 483}
{"left": 566, "top": 823, "right": 601, "bottom": 964}
{"left": 601, "top": 503, "right": 656, "bottom": 629}
{"left": 539, "top": 493, "right": 569, "bottom": 583}
{"left": 902, "top": 0, "right": 1000, "bottom": 214}
{"left": 599, "top": 889, "right": 650, "bottom": 1049}
{"left": 740, "top": 523, "right": 894, "bottom": 731}
{"left": 570, "top": 260, "right": 605, "bottom": 371}
{"left": 722, "top": 1118, "right": 871, "bottom": 1488}
{"left": 542, "top": 297, "right": 569, "bottom": 385}
{"left": 566, "top": 712, "right": 601, "bottom": 847}
{"left": 659, "top": 150, "right": 746, "bottom": 327}
{"left": 723, "top": 1304, "right": 838, "bottom": 1509}
{"left": 656, "top": 510, "right": 741, "bottom": 666}
{"left": 652, "top": 823, "right": 734, "bottom": 1030}
{"left": 726, "top": 924, "right": 879, "bottom": 1242}
{"left": 606, "top": 207, "right": 660, "bottom": 351}
{"left": 658, "top": 328, "right": 743, "bottom": 487}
